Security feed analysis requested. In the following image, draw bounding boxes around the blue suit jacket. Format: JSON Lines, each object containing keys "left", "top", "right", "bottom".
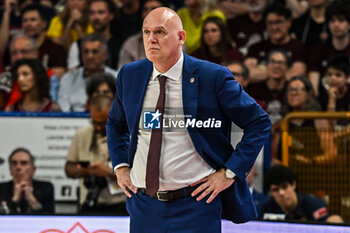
{"left": 107, "top": 53, "right": 271, "bottom": 223}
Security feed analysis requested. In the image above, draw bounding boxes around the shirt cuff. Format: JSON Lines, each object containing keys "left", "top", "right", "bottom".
{"left": 114, "top": 163, "right": 130, "bottom": 172}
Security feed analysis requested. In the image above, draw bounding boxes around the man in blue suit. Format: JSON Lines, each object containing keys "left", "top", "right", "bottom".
{"left": 107, "top": 7, "right": 271, "bottom": 233}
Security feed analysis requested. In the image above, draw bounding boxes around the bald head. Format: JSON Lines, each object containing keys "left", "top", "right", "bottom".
{"left": 143, "top": 7, "right": 183, "bottom": 30}
{"left": 142, "top": 7, "right": 186, "bottom": 73}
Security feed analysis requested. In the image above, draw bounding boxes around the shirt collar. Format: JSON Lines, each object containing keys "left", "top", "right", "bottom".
{"left": 151, "top": 52, "right": 183, "bottom": 81}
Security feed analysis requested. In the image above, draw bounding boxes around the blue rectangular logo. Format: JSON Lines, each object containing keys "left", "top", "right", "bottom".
{"left": 143, "top": 111, "right": 161, "bottom": 129}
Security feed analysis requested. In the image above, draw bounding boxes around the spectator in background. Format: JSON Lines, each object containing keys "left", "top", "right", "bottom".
{"left": 245, "top": 4, "right": 306, "bottom": 83}
{"left": 246, "top": 49, "right": 289, "bottom": 124}
{"left": 0, "top": 148, "right": 54, "bottom": 214}
{"left": 0, "top": 0, "right": 55, "bottom": 54}
{"left": 118, "top": 0, "right": 166, "bottom": 68}
{"left": 260, "top": 165, "right": 330, "bottom": 222}
{"left": 68, "top": 0, "right": 121, "bottom": 70}
{"left": 65, "top": 96, "right": 127, "bottom": 215}
{"left": 271, "top": 75, "right": 337, "bottom": 164}
{"left": 219, "top": 0, "right": 308, "bottom": 20}
{"left": 227, "top": 61, "right": 250, "bottom": 89}
{"left": 58, "top": 33, "right": 118, "bottom": 112}
{"left": 21, "top": 4, "right": 67, "bottom": 78}
{"left": 177, "top": 0, "right": 226, "bottom": 54}
{"left": 246, "top": 163, "right": 268, "bottom": 215}
{"left": 46, "top": 0, "right": 93, "bottom": 50}
{"left": 6, "top": 59, "right": 59, "bottom": 112}
{"left": 86, "top": 72, "right": 116, "bottom": 110}
{"left": 9, "top": 33, "right": 38, "bottom": 64}
{"left": 318, "top": 56, "right": 350, "bottom": 112}
{"left": 191, "top": 16, "right": 242, "bottom": 65}
{"left": 291, "top": 0, "right": 329, "bottom": 54}
{"left": 0, "top": 33, "right": 39, "bottom": 110}
{"left": 307, "top": 2, "right": 350, "bottom": 96}
{"left": 227, "top": 0, "right": 267, "bottom": 56}
{"left": 113, "top": 0, "right": 142, "bottom": 46}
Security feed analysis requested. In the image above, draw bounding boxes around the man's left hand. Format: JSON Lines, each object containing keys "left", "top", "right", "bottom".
{"left": 190, "top": 168, "right": 234, "bottom": 204}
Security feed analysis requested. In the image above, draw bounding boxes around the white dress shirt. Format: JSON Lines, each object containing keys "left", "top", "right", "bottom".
{"left": 129, "top": 53, "right": 215, "bottom": 191}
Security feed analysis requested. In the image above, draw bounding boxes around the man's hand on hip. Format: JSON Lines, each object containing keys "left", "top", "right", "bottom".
{"left": 115, "top": 166, "right": 138, "bottom": 198}
{"left": 190, "top": 168, "right": 234, "bottom": 204}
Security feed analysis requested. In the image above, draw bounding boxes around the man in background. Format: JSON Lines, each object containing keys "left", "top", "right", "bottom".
{"left": 0, "top": 148, "right": 54, "bottom": 214}
{"left": 260, "top": 165, "right": 329, "bottom": 221}
{"left": 65, "top": 95, "right": 127, "bottom": 215}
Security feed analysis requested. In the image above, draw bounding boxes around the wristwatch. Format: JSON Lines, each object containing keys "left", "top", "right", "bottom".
{"left": 225, "top": 169, "right": 237, "bottom": 180}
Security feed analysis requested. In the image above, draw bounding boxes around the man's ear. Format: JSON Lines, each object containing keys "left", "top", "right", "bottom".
{"left": 292, "top": 181, "right": 296, "bottom": 190}
{"left": 178, "top": 30, "right": 186, "bottom": 45}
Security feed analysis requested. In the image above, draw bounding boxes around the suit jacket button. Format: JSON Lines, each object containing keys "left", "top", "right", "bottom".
{"left": 190, "top": 77, "right": 195, "bottom": 83}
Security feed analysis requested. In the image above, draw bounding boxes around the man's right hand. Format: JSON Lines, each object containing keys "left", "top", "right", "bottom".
{"left": 115, "top": 166, "right": 137, "bottom": 198}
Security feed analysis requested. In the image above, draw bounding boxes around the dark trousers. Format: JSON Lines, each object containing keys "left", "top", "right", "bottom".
{"left": 127, "top": 191, "right": 222, "bottom": 233}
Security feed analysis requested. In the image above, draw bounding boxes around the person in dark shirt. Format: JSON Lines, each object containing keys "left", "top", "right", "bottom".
{"left": 318, "top": 55, "right": 350, "bottom": 112}
{"left": 260, "top": 165, "right": 329, "bottom": 222}
{"left": 246, "top": 49, "right": 289, "bottom": 124}
{"left": 245, "top": 4, "right": 306, "bottom": 83}
{"left": 291, "top": 0, "right": 329, "bottom": 53}
{"left": 227, "top": 0, "right": 267, "bottom": 55}
{"left": 0, "top": 148, "right": 54, "bottom": 214}
{"left": 113, "top": 0, "right": 142, "bottom": 45}
{"left": 191, "top": 16, "right": 242, "bottom": 65}
{"left": 21, "top": 4, "right": 67, "bottom": 78}
{"left": 307, "top": 2, "right": 350, "bottom": 96}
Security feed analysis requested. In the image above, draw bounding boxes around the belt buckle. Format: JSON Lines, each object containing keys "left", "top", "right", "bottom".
{"left": 156, "top": 191, "right": 169, "bottom": 201}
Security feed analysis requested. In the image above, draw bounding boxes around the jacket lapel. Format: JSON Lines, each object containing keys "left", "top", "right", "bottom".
{"left": 182, "top": 54, "right": 199, "bottom": 119}
{"left": 131, "top": 60, "right": 153, "bottom": 144}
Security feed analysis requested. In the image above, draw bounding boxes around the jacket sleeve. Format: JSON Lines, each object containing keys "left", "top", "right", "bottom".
{"left": 107, "top": 65, "right": 131, "bottom": 169}
{"left": 216, "top": 67, "right": 271, "bottom": 181}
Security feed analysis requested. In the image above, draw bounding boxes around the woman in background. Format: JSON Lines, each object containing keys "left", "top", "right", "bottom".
{"left": 272, "top": 75, "right": 337, "bottom": 164}
{"left": 191, "top": 16, "right": 242, "bottom": 65}
{"left": 7, "top": 59, "right": 59, "bottom": 112}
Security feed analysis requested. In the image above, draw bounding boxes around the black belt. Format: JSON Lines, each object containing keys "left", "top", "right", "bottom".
{"left": 140, "top": 185, "right": 199, "bottom": 202}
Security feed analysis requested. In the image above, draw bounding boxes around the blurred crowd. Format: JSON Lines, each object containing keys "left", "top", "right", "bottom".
{"left": 0, "top": 0, "right": 349, "bottom": 224}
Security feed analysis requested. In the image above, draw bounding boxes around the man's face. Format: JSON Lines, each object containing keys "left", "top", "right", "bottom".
{"left": 270, "top": 182, "right": 297, "bottom": 211}
{"left": 10, "top": 37, "right": 38, "bottom": 64}
{"left": 266, "top": 52, "right": 288, "bottom": 80}
{"left": 90, "top": 106, "right": 110, "bottom": 136}
{"left": 142, "top": 9, "right": 185, "bottom": 67}
{"left": 89, "top": 1, "right": 113, "bottom": 32}
{"left": 10, "top": 151, "right": 35, "bottom": 183}
{"left": 329, "top": 16, "right": 350, "bottom": 38}
{"left": 227, "top": 63, "right": 249, "bottom": 88}
{"left": 325, "top": 67, "right": 348, "bottom": 91}
{"left": 82, "top": 41, "right": 106, "bottom": 71}
{"left": 266, "top": 13, "right": 291, "bottom": 42}
{"left": 22, "top": 10, "right": 47, "bottom": 37}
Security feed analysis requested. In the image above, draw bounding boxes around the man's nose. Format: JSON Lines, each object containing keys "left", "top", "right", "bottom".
{"left": 148, "top": 32, "right": 157, "bottom": 42}
{"left": 278, "top": 189, "right": 285, "bottom": 195}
